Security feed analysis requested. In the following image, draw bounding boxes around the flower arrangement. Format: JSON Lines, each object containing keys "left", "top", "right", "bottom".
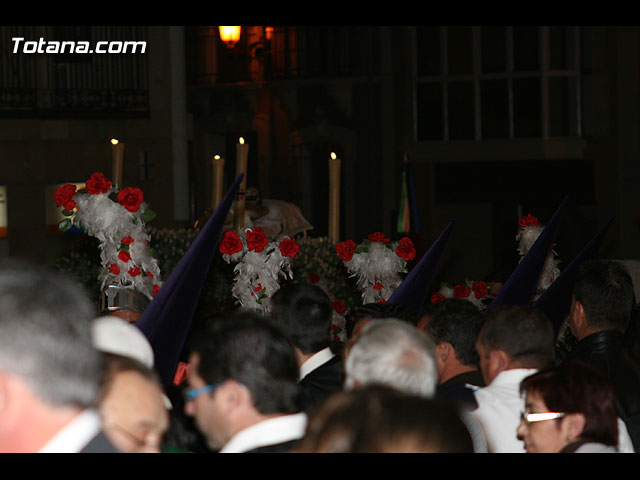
{"left": 336, "top": 232, "right": 417, "bottom": 305}
{"left": 219, "top": 227, "right": 300, "bottom": 313}
{"left": 515, "top": 213, "right": 561, "bottom": 296}
{"left": 430, "top": 280, "right": 489, "bottom": 309}
{"left": 53, "top": 172, "right": 162, "bottom": 300}
{"left": 292, "top": 236, "right": 362, "bottom": 343}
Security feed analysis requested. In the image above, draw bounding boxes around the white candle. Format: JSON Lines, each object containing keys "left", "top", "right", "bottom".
{"left": 111, "top": 138, "right": 125, "bottom": 188}
{"left": 234, "top": 137, "right": 249, "bottom": 231}
{"left": 212, "top": 154, "right": 225, "bottom": 210}
{"left": 329, "top": 151, "right": 341, "bottom": 243}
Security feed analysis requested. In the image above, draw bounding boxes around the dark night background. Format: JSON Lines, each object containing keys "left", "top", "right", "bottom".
{"left": 1, "top": 26, "right": 640, "bottom": 295}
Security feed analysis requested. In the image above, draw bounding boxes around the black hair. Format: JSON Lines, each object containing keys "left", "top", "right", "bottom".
{"left": 269, "top": 283, "right": 334, "bottom": 354}
{"left": 189, "top": 311, "right": 301, "bottom": 415}
{"left": 573, "top": 259, "right": 635, "bottom": 333}
{"left": 480, "top": 304, "right": 555, "bottom": 369}
{"left": 426, "top": 298, "right": 484, "bottom": 366}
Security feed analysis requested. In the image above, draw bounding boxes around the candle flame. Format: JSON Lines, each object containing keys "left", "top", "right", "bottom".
{"left": 239, "top": 137, "right": 245, "bottom": 144}
{"left": 330, "top": 152, "right": 337, "bottom": 160}
{"left": 110, "top": 138, "right": 119, "bottom": 145}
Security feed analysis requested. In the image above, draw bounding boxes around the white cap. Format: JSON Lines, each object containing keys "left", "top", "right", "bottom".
{"left": 91, "top": 316, "right": 155, "bottom": 369}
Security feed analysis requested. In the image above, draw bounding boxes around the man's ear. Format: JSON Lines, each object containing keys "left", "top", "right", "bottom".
{"left": 218, "top": 379, "right": 250, "bottom": 413}
{"left": 488, "top": 348, "right": 510, "bottom": 378}
{"left": 437, "top": 341, "right": 452, "bottom": 362}
{"left": 570, "top": 298, "right": 587, "bottom": 337}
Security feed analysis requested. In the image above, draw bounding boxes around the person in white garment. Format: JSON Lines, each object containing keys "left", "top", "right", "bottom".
{"left": 470, "top": 303, "right": 634, "bottom": 453}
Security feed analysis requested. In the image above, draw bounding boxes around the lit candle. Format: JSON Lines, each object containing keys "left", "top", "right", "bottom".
{"left": 111, "top": 138, "right": 125, "bottom": 188}
{"left": 234, "top": 137, "right": 249, "bottom": 231}
{"left": 212, "top": 155, "right": 225, "bottom": 210}
{"left": 329, "top": 151, "right": 341, "bottom": 243}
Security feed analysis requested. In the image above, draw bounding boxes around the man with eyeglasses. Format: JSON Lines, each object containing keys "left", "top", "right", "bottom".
{"left": 183, "top": 311, "right": 307, "bottom": 453}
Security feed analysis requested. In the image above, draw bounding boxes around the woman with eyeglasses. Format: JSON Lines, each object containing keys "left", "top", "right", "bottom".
{"left": 516, "top": 362, "right": 619, "bottom": 453}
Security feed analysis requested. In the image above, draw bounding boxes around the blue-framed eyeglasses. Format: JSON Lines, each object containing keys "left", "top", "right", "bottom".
{"left": 183, "top": 382, "right": 224, "bottom": 403}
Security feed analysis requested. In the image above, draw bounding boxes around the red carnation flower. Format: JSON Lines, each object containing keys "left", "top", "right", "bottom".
{"left": 109, "top": 263, "right": 120, "bottom": 275}
{"left": 255, "top": 283, "right": 263, "bottom": 292}
{"left": 53, "top": 183, "right": 77, "bottom": 211}
{"left": 121, "top": 236, "right": 134, "bottom": 245}
{"left": 368, "top": 232, "right": 390, "bottom": 243}
{"left": 279, "top": 237, "right": 300, "bottom": 258}
{"left": 309, "top": 273, "right": 320, "bottom": 284}
{"left": 472, "top": 281, "right": 489, "bottom": 299}
{"left": 396, "top": 237, "right": 416, "bottom": 261}
{"left": 519, "top": 214, "right": 540, "bottom": 228}
{"left": 128, "top": 266, "right": 141, "bottom": 277}
{"left": 146, "top": 271, "right": 154, "bottom": 279}
{"left": 336, "top": 240, "right": 357, "bottom": 262}
{"left": 219, "top": 230, "right": 243, "bottom": 255}
{"left": 246, "top": 227, "right": 269, "bottom": 253}
{"left": 453, "top": 284, "right": 471, "bottom": 298}
{"left": 117, "top": 187, "right": 144, "bottom": 213}
{"left": 118, "top": 251, "right": 131, "bottom": 263}
{"left": 86, "top": 172, "right": 112, "bottom": 195}
{"left": 431, "top": 292, "right": 446, "bottom": 304}
{"left": 373, "top": 282, "right": 383, "bottom": 291}
{"left": 332, "top": 299, "right": 346, "bottom": 315}
{"left": 152, "top": 285, "right": 160, "bottom": 296}
{"left": 378, "top": 299, "right": 387, "bottom": 304}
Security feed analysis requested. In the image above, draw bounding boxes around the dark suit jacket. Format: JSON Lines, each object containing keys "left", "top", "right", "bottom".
{"left": 299, "top": 354, "right": 344, "bottom": 414}
{"left": 436, "top": 370, "right": 484, "bottom": 411}
{"left": 563, "top": 329, "right": 640, "bottom": 451}
{"left": 80, "top": 431, "right": 121, "bottom": 453}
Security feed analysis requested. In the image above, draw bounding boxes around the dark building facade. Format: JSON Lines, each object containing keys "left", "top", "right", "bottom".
{"left": 1, "top": 26, "right": 639, "bottom": 288}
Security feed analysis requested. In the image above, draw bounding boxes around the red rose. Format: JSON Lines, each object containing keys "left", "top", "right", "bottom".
{"left": 332, "top": 299, "right": 346, "bottom": 315}
{"left": 396, "top": 237, "right": 416, "bottom": 261}
{"left": 121, "top": 236, "right": 134, "bottom": 245}
{"left": 152, "top": 285, "right": 160, "bottom": 296}
{"left": 246, "top": 227, "right": 269, "bottom": 253}
{"left": 255, "top": 283, "right": 263, "bottom": 292}
{"left": 453, "top": 284, "right": 471, "bottom": 298}
{"left": 519, "top": 214, "right": 540, "bottom": 228}
{"left": 109, "top": 263, "right": 120, "bottom": 275}
{"left": 118, "top": 251, "right": 131, "bottom": 262}
{"left": 86, "top": 172, "right": 112, "bottom": 195}
{"left": 53, "top": 183, "right": 77, "bottom": 211}
{"left": 431, "top": 292, "right": 446, "bottom": 304}
{"left": 373, "top": 282, "right": 383, "bottom": 291}
{"left": 336, "top": 240, "right": 357, "bottom": 262}
{"left": 309, "top": 273, "right": 320, "bottom": 284}
{"left": 472, "top": 281, "right": 488, "bottom": 299}
{"left": 146, "top": 271, "right": 154, "bottom": 279}
{"left": 279, "top": 237, "right": 300, "bottom": 258}
{"left": 117, "top": 187, "right": 144, "bottom": 213}
{"left": 219, "top": 230, "right": 243, "bottom": 255}
{"left": 368, "top": 232, "right": 390, "bottom": 243}
{"left": 378, "top": 299, "right": 387, "bottom": 304}
{"left": 128, "top": 266, "right": 141, "bottom": 277}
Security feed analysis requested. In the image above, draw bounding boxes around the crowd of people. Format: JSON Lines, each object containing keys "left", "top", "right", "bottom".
{"left": 2, "top": 249, "right": 640, "bottom": 454}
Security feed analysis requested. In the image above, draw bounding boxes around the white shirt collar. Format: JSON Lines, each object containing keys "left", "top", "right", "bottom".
{"left": 298, "top": 347, "right": 335, "bottom": 381}
{"left": 38, "top": 409, "right": 102, "bottom": 453}
{"left": 220, "top": 412, "right": 308, "bottom": 453}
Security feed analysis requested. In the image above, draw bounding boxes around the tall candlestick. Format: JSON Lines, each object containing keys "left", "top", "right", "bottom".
{"left": 111, "top": 138, "right": 125, "bottom": 188}
{"left": 329, "top": 151, "right": 341, "bottom": 243}
{"left": 212, "top": 155, "right": 225, "bottom": 210}
{"left": 234, "top": 137, "right": 249, "bottom": 231}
